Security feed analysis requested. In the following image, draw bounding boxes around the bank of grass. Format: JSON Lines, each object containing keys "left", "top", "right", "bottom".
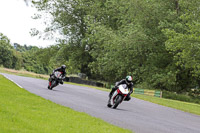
{"left": 0, "top": 75, "right": 131, "bottom": 133}
{"left": 132, "top": 94, "right": 200, "bottom": 115}
{"left": 0, "top": 67, "right": 49, "bottom": 80}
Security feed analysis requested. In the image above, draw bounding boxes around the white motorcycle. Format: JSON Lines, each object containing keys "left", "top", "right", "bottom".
{"left": 107, "top": 84, "right": 129, "bottom": 109}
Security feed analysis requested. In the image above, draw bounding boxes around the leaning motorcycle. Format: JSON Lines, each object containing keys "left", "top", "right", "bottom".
{"left": 107, "top": 84, "right": 129, "bottom": 109}
{"left": 48, "top": 71, "right": 62, "bottom": 90}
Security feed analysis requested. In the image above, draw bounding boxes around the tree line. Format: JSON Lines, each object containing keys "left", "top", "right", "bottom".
{"left": 1, "top": 0, "right": 200, "bottom": 100}
{"left": 0, "top": 33, "right": 55, "bottom": 74}
{"left": 32, "top": 0, "right": 200, "bottom": 93}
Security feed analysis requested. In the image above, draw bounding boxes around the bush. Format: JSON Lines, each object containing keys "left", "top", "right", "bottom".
{"left": 163, "top": 91, "right": 200, "bottom": 104}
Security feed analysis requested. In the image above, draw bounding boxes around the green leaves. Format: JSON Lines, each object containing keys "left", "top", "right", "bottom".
{"left": 0, "top": 33, "right": 22, "bottom": 69}
{"left": 30, "top": 0, "right": 200, "bottom": 93}
{"left": 163, "top": 1, "right": 200, "bottom": 77}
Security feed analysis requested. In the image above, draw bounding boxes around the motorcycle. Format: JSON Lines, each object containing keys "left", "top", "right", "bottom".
{"left": 107, "top": 84, "right": 129, "bottom": 109}
{"left": 48, "top": 71, "right": 63, "bottom": 90}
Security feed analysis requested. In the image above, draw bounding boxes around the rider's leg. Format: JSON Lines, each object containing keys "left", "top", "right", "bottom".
{"left": 124, "top": 94, "right": 131, "bottom": 101}
{"left": 108, "top": 86, "right": 118, "bottom": 103}
{"left": 60, "top": 80, "right": 63, "bottom": 84}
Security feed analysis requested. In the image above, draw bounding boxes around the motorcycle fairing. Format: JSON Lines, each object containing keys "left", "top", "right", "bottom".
{"left": 110, "top": 84, "right": 129, "bottom": 105}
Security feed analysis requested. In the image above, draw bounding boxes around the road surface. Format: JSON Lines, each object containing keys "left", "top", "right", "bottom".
{"left": 1, "top": 73, "right": 200, "bottom": 133}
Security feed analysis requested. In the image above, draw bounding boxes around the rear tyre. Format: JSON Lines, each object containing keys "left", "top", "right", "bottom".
{"left": 113, "top": 95, "right": 122, "bottom": 109}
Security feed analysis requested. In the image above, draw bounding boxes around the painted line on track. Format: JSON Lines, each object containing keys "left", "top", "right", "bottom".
{"left": 1, "top": 74, "right": 23, "bottom": 88}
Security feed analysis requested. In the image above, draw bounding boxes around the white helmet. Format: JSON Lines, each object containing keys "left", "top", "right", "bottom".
{"left": 126, "top": 76, "right": 132, "bottom": 83}
{"left": 61, "top": 65, "right": 66, "bottom": 69}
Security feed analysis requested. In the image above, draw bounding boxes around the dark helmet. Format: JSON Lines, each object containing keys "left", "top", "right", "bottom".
{"left": 61, "top": 65, "right": 66, "bottom": 69}
{"left": 125, "top": 76, "right": 132, "bottom": 83}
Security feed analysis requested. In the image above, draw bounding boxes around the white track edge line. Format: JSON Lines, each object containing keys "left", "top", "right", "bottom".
{"left": 1, "top": 74, "right": 23, "bottom": 88}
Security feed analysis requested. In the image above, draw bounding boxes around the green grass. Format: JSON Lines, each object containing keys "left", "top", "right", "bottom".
{"left": 0, "top": 75, "right": 131, "bottom": 133}
{"left": 132, "top": 94, "right": 200, "bottom": 115}
{"left": 0, "top": 67, "right": 49, "bottom": 80}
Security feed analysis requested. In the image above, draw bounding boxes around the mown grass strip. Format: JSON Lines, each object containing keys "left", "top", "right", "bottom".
{"left": 0, "top": 67, "right": 49, "bottom": 80}
{"left": 132, "top": 94, "right": 200, "bottom": 115}
{"left": 0, "top": 75, "right": 131, "bottom": 133}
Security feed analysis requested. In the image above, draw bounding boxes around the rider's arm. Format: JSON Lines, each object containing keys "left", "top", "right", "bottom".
{"left": 54, "top": 67, "right": 60, "bottom": 72}
{"left": 129, "top": 83, "right": 134, "bottom": 94}
{"left": 62, "top": 71, "right": 66, "bottom": 79}
{"left": 115, "top": 79, "right": 126, "bottom": 86}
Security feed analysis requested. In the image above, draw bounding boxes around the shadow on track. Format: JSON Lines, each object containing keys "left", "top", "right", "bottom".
{"left": 105, "top": 106, "right": 129, "bottom": 112}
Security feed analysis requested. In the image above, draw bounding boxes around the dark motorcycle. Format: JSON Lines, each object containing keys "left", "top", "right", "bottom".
{"left": 48, "top": 71, "right": 63, "bottom": 90}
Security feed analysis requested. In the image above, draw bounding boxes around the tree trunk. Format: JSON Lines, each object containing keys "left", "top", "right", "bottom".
{"left": 175, "top": 0, "right": 179, "bottom": 14}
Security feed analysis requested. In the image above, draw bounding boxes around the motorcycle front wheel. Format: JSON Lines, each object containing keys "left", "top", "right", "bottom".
{"left": 113, "top": 95, "right": 122, "bottom": 109}
{"left": 50, "top": 80, "right": 56, "bottom": 90}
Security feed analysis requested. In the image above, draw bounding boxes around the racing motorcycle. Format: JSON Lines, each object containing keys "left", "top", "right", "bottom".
{"left": 48, "top": 71, "right": 63, "bottom": 90}
{"left": 107, "top": 84, "right": 129, "bottom": 109}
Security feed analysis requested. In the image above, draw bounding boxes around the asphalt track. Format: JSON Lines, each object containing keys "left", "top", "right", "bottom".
{"left": 2, "top": 73, "right": 200, "bottom": 133}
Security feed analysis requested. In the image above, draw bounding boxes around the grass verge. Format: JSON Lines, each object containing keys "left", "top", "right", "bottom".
{"left": 0, "top": 75, "right": 131, "bottom": 133}
{"left": 132, "top": 94, "right": 200, "bottom": 115}
{"left": 0, "top": 67, "right": 49, "bottom": 80}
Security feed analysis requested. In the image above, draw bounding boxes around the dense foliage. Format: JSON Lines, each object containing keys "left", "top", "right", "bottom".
{"left": 1, "top": 0, "right": 200, "bottom": 100}
{"left": 31, "top": 0, "right": 200, "bottom": 93}
{"left": 0, "top": 34, "right": 22, "bottom": 70}
{"left": 1, "top": 36, "right": 57, "bottom": 74}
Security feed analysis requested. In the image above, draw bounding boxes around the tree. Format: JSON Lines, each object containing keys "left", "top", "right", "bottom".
{"left": 32, "top": 0, "right": 93, "bottom": 75}
{"left": 162, "top": 0, "right": 200, "bottom": 91}
{"left": 0, "top": 33, "right": 22, "bottom": 69}
{"left": 32, "top": 0, "right": 200, "bottom": 93}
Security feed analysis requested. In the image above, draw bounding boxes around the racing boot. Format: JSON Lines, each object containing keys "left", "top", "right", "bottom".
{"left": 107, "top": 92, "right": 112, "bottom": 107}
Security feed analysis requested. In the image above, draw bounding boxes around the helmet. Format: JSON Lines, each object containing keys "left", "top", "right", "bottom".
{"left": 61, "top": 65, "right": 66, "bottom": 69}
{"left": 126, "top": 76, "right": 132, "bottom": 83}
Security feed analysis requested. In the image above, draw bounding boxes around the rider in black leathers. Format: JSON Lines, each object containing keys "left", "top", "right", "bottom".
{"left": 48, "top": 65, "right": 66, "bottom": 88}
{"left": 108, "top": 76, "right": 134, "bottom": 102}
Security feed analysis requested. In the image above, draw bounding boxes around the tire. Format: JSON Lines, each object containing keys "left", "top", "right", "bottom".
{"left": 48, "top": 81, "right": 52, "bottom": 90}
{"left": 107, "top": 99, "right": 112, "bottom": 108}
{"left": 107, "top": 103, "right": 112, "bottom": 108}
{"left": 50, "top": 80, "right": 56, "bottom": 90}
{"left": 113, "top": 95, "right": 122, "bottom": 109}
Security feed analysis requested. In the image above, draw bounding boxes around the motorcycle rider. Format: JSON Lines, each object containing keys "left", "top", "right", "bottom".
{"left": 108, "top": 76, "right": 134, "bottom": 102}
{"left": 48, "top": 65, "right": 66, "bottom": 89}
